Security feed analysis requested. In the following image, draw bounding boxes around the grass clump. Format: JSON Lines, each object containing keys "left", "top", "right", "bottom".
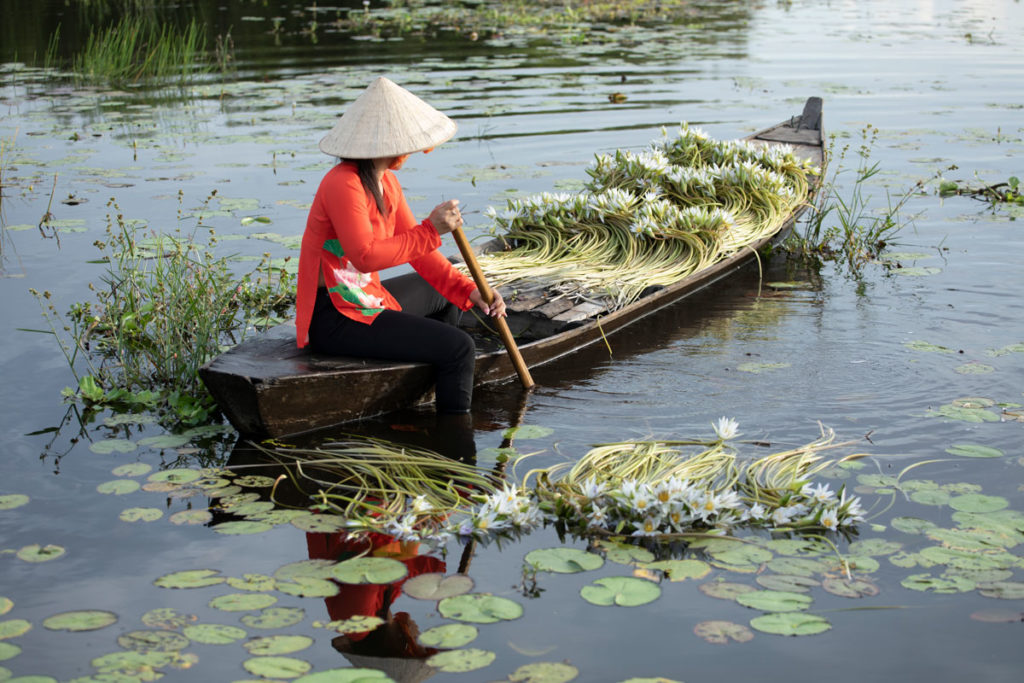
{"left": 28, "top": 191, "right": 294, "bottom": 427}
{"left": 72, "top": 16, "right": 208, "bottom": 85}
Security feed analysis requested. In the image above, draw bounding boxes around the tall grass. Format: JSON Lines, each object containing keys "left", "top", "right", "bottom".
{"left": 72, "top": 16, "right": 208, "bottom": 85}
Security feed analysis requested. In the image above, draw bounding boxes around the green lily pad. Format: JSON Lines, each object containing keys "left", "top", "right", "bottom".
{"left": 580, "top": 577, "right": 661, "bottom": 607}
{"left": 954, "top": 362, "right": 994, "bottom": 375}
{"left": 501, "top": 424, "right": 554, "bottom": 440}
{"left": 403, "top": 573, "right": 474, "bottom": 601}
{"left": 243, "top": 635, "right": 314, "bottom": 656}
{"left": 822, "top": 576, "right": 880, "bottom": 598}
{"left": 242, "top": 655, "right": 312, "bottom": 679}
{"left": 977, "top": 581, "right": 1024, "bottom": 600}
{"left": 315, "top": 615, "right": 385, "bottom": 634}
{"left": 736, "top": 590, "right": 812, "bottom": 612}
{"left": 89, "top": 438, "right": 137, "bottom": 454}
{"left": 642, "top": 559, "right": 712, "bottom": 582}
{"left": 209, "top": 593, "right": 278, "bottom": 612}
{"left": 276, "top": 578, "right": 340, "bottom": 598}
{"left": 950, "top": 494, "right": 1008, "bottom": 513}
{"left": 90, "top": 649, "right": 177, "bottom": 674}
{"left": 42, "top": 610, "right": 117, "bottom": 632}
{"left": 848, "top": 539, "right": 902, "bottom": 556}
{"left": 761, "top": 539, "right": 829, "bottom": 556}
{"left": 290, "top": 514, "right": 349, "bottom": 533}
{"left": 438, "top": 594, "right": 524, "bottom": 623}
{"left": 148, "top": 469, "right": 202, "bottom": 484}
{"left": 693, "top": 620, "right": 755, "bottom": 645}
{"left": 755, "top": 575, "right": 819, "bottom": 593}
{"left": 426, "top": 648, "right": 496, "bottom": 673}
{"left": 16, "top": 544, "right": 66, "bottom": 563}
{"left": 525, "top": 548, "right": 604, "bottom": 574}
{"left": 241, "top": 607, "right": 306, "bottom": 629}
{"left": 155, "top": 569, "right": 225, "bottom": 589}
{"left": 707, "top": 545, "right": 773, "bottom": 570}
{"left": 0, "top": 620, "right": 32, "bottom": 640}
{"left": 112, "top": 463, "right": 153, "bottom": 477}
{"left": 97, "top": 479, "right": 140, "bottom": 495}
{"left": 920, "top": 545, "right": 1013, "bottom": 571}
{"left": 120, "top": 507, "right": 163, "bottom": 522}
{"left": 234, "top": 475, "right": 278, "bottom": 488}
{"left": 928, "top": 527, "right": 1010, "bottom": 551}
{"left": 507, "top": 661, "right": 580, "bottom": 682}
{"left": 945, "top": 444, "right": 1004, "bottom": 459}
{"left": 227, "top": 574, "right": 278, "bottom": 592}
{"left": 909, "top": 489, "right": 951, "bottom": 506}
{"left": 138, "top": 434, "right": 192, "bottom": 449}
{"left": 214, "top": 520, "right": 274, "bottom": 535}
{"left": 750, "top": 612, "right": 831, "bottom": 636}
{"left": 183, "top": 623, "right": 247, "bottom": 645}
{"left": 0, "top": 599, "right": 10, "bottom": 616}
{"left": 828, "top": 555, "right": 880, "bottom": 574}
{"left": 765, "top": 557, "right": 829, "bottom": 577}
{"left": 418, "top": 623, "right": 478, "bottom": 648}
{"left": 332, "top": 557, "right": 408, "bottom": 585}
{"left": 274, "top": 560, "right": 337, "bottom": 581}
{"left": 0, "top": 495, "right": 29, "bottom": 511}
{"left": 698, "top": 581, "right": 756, "bottom": 600}
{"left": 294, "top": 669, "right": 393, "bottom": 682}
{"left": 117, "top": 629, "right": 190, "bottom": 653}
{"left": 141, "top": 607, "right": 196, "bottom": 630}
{"left": 891, "top": 517, "right": 938, "bottom": 534}
{"left": 596, "top": 540, "right": 655, "bottom": 565}
{"left": 901, "top": 573, "right": 976, "bottom": 593}
{"left": 905, "top": 341, "right": 954, "bottom": 354}
{"left": 169, "top": 509, "right": 213, "bottom": 526}
{"left": 0, "top": 642, "right": 21, "bottom": 661}
{"left": 927, "top": 404, "right": 1000, "bottom": 423}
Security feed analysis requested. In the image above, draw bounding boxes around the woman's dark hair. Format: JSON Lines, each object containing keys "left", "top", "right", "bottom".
{"left": 346, "top": 158, "right": 388, "bottom": 216}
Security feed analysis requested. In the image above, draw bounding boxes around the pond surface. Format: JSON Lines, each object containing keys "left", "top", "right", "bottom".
{"left": 2, "top": 1, "right": 1023, "bottom": 681}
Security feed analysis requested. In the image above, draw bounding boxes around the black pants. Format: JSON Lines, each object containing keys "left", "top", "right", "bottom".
{"left": 308, "top": 272, "right": 476, "bottom": 413}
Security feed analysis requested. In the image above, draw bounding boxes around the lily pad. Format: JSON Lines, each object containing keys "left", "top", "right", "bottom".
{"left": 0, "top": 620, "right": 32, "bottom": 640}
{"left": 905, "top": 340, "right": 955, "bottom": 354}
{"left": 901, "top": 573, "right": 976, "bottom": 593}
{"left": 822, "top": 576, "right": 880, "bottom": 598}
{"left": 403, "top": 573, "right": 474, "bottom": 601}
{"left": 138, "top": 434, "right": 192, "bottom": 449}
{"left": 117, "top": 629, "right": 190, "bottom": 653}
{"left": 209, "top": 593, "right": 278, "bottom": 612}
{"left": 111, "top": 463, "right": 153, "bottom": 477}
{"left": 755, "top": 574, "right": 819, "bottom": 593}
{"left": 848, "top": 539, "right": 902, "bottom": 556}
{"left": 765, "top": 557, "right": 829, "bottom": 577}
{"left": 141, "top": 608, "right": 195, "bottom": 630}
{"left": 642, "top": 559, "right": 711, "bottom": 582}
{"left": 0, "top": 599, "right": 10, "bottom": 616}
{"left": 0, "top": 495, "right": 29, "bottom": 511}
{"left": 507, "top": 661, "right": 580, "bottom": 682}
{"left": 698, "top": 581, "right": 756, "bottom": 600}
{"left": 954, "top": 362, "right": 994, "bottom": 375}
{"left": 90, "top": 649, "right": 177, "bottom": 674}
{"left": 243, "top": 635, "right": 314, "bottom": 656}
{"left": 97, "top": 479, "right": 140, "bottom": 495}
{"left": 501, "top": 425, "right": 554, "bottom": 440}
{"left": 89, "top": 438, "right": 137, "bottom": 454}
{"left": 294, "top": 670, "right": 392, "bottom": 683}
{"left": 596, "top": 540, "right": 655, "bottom": 565}
{"left": 242, "top": 655, "right": 312, "bottom": 679}
{"left": 977, "top": 581, "right": 1024, "bottom": 600}
{"left": 275, "top": 560, "right": 337, "bottom": 581}
{"left": 736, "top": 590, "right": 812, "bottom": 612}
{"left": 332, "top": 557, "right": 408, "bottom": 585}
{"left": 950, "top": 494, "right": 1008, "bottom": 513}
{"left": 580, "top": 577, "right": 661, "bottom": 607}
{"left": 16, "top": 544, "right": 66, "bottom": 563}
{"left": 750, "top": 612, "right": 831, "bottom": 636}
{"left": 426, "top": 648, "right": 496, "bottom": 673}
{"left": 693, "top": 620, "right": 755, "bottom": 645}
{"left": 290, "top": 514, "right": 349, "bottom": 533}
{"left": 120, "top": 507, "right": 163, "bottom": 522}
{"left": 945, "top": 444, "right": 1004, "bottom": 459}
{"left": 525, "top": 548, "right": 604, "bottom": 574}
{"left": 42, "top": 610, "right": 118, "bottom": 632}
{"left": 927, "top": 404, "right": 1000, "bottom": 423}
{"left": 0, "top": 642, "right": 21, "bottom": 661}
{"left": 438, "top": 594, "right": 524, "bottom": 623}
{"left": 234, "top": 475, "right": 278, "bottom": 488}
{"left": 183, "top": 623, "right": 247, "bottom": 645}
{"left": 154, "top": 569, "right": 225, "bottom": 589}
{"left": 276, "top": 578, "right": 340, "bottom": 598}
{"left": 214, "top": 520, "right": 274, "bottom": 535}
{"left": 148, "top": 469, "right": 202, "bottom": 485}
{"left": 169, "top": 509, "right": 213, "bottom": 526}
{"left": 227, "top": 574, "right": 278, "bottom": 592}
{"left": 315, "top": 615, "right": 385, "bottom": 634}
{"left": 909, "top": 489, "right": 951, "bottom": 506}
{"left": 241, "top": 607, "right": 306, "bottom": 629}
{"left": 418, "top": 623, "right": 478, "bottom": 648}
{"left": 890, "top": 517, "right": 938, "bottom": 534}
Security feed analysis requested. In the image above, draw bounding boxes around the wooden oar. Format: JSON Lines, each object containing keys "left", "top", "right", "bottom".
{"left": 451, "top": 227, "right": 535, "bottom": 389}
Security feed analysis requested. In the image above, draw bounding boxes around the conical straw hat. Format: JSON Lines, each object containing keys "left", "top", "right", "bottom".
{"left": 319, "top": 76, "right": 457, "bottom": 159}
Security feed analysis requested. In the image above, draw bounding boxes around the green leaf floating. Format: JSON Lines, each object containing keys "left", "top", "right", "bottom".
{"left": 848, "top": 539, "right": 903, "bottom": 556}
{"left": 501, "top": 424, "right": 554, "bottom": 440}
{"left": 214, "top": 520, "right": 274, "bottom": 535}
{"left": 949, "top": 494, "right": 1008, "bottom": 513}
{"left": 16, "top": 544, "right": 66, "bottom": 563}
{"left": 243, "top": 635, "right": 315, "bottom": 656}
{"left": 138, "top": 434, "right": 192, "bottom": 449}
{"left": 978, "top": 581, "right": 1024, "bottom": 600}
{"left": 332, "top": 557, "right": 408, "bottom": 585}
{"left": 89, "top": 438, "right": 137, "bottom": 454}
{"left": 169, "top": 509, "right": 213, "bottom": 526}
{"left": 112, "top": 463, "right": 153, "bottom": 477}
{"left": 275, "top": 560, "right": 338, "bottom": 581}
{"left": 426, "top": 648, "right": 496, "bottom": 673}
{"left": 291, "top": 514, "right": 349, "bottom": 533}
{"left": 97, "top": 479, "right": 141, "bottom": 495}
{"left": 42, "top": 610, "right": 118, "bottom": 632}
{"left": 946, "top": 444, "right": 1004, "bottom": 459}
{"left": 596, "top": 540, "right": 655, "bottom": 565}
{"left": 315, "top": 615, "right": 385, "bottom": 634}
{"left": 0, "top": 494, "right": 29, "bottom": 511}
{"left": 736, "top": 590, "right": 812, "bottom": 612}
{"left": 154, "top": 569, "right": 225, "bottom": 589}
{"left": 507, "top": 661, "right": 580, "bottom": 682}
{"left": 295, "top": 669, "right": 393, "bottom": 682}
{"left": 241, "top": 607, "right": 306, "bottom": 629}
{"left": 755, "top": 574, "right": 819, "bottom": 593}
{"left": 525, "top": 547, "right": 604, "bottom": 574}
{"left": 120, "top": 507, "right": 163, "bottom": 522}
{"left": 890, "top": 517, "right": 938, "bottom": 534}
{"left": 0, "top": 619, "right": 32, "bottom": 640}
{"left": 142, "top": 608, "right": 195, "bottom": 630}
{"left": 227, "top": 574, "right": 278, "bottom": 592}
{"left": 209, "top": 593, "right": 278, "bottom": 612}
{"left": 148, "top": 469, "right": 202, "bottom": 485}
{"left": 242, "top": 655, "right": 312, "bottom": 678}
{"left": 642, "top": 559, "right": 711, "bottom": 582}
{"left": 418, "top": 623, "right": 478, "bottom": 648}
{"left": 901, "top": 573, "right": 976, "bottom": 594}
{"left": 698, "top": 581, "right": 756, "bottom": 600}
{"left": 580, "top": 577, "right": 661, "bottom": 607}
{"left": 693, "top": 620, "right": 755, "bottom": 644}
{"left": 117, "top": 629, "right": 190, "bottom": 653}
{"left": 438, "top": 594, "right": 524, "bottom": 623}
{"left": 750, "top": 612, "right": 831, "bottom": 636}
{"left": 276, "top": 577, "right": 340, "bottom": 598}
{"left": 822, "top": 577, "right": 880, "bottom": 598}
{"left": 0, "top": 641, "right": 21, "bottom": 661}
{"left": 0, "top": 598, "right": 12, "bottom": 616}
{"left": 183, "top": 623, "right": 247, "bottom": 645}
{"left": 403, "top": 573, "right": 474, "bottom": 600}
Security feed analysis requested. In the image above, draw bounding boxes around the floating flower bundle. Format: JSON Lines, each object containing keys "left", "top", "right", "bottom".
{"left": 261, "top": 421, "right": 866, "bottom": 547}
{"left": 474, "top": 125, "right": 819, "bottom": 309}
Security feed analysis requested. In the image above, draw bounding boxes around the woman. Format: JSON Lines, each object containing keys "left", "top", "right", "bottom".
{"left": 295, "top": 76, "right": 504, "bottom": 416}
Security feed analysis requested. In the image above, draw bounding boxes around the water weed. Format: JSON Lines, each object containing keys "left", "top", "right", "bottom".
{"left": 71, "top": 16, "right": 208, "bottom": 85}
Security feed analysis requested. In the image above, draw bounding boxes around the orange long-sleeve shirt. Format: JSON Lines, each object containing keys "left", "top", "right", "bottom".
{"left": 295, "top": 161, "right": 477, "bottom": 348}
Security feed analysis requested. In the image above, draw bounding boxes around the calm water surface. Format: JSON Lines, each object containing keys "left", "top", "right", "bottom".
{"left": 2, "top": 1, "right": 1023, "bottom": 681}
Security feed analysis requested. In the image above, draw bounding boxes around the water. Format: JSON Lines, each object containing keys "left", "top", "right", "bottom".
{"left": 2, "top": 0, "right": 1023, "bottom": 681}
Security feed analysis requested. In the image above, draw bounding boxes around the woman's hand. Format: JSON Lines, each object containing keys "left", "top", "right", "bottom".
{"left": 428, "top": 199, "right": 463, "bottom": 235}
{"left": 470, "top": 288, "right": 506, "bottom": 318}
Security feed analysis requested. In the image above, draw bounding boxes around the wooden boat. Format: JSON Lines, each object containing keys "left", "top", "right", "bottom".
{"left": 200, "top": 97, "right": 825, "bottom": 437}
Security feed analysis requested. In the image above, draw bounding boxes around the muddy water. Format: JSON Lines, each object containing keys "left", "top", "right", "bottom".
{"left": 2, "top": 1, "right": 1023, "bottom": 681}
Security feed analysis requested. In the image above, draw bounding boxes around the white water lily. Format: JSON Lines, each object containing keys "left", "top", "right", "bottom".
{"left": 801, "top": 482, "right": 836, "bottom": 504}
{"left": 580, "top": 477, "right": 608, "bottom": 500}
{"left": 410, "top": 494, "right": 433, "bottom": 514}
{"left": 839, "top": 489, "right": 867, "bottom": 524}
{"left": 386, "top": 514, "right": 420, "bottom": 542}
{"left": 740, "top": 502, "right": 768, "bottom": 522}
{"left": 819, "top": 508, "right": 840, "bottom": 531}
{"left": 712, "top": 417, "right": 740, "bottom": 440}
{"left": 631, "top": 515, "right": 662, "bottom": 537}
{"left": 490, "top": 483, "right": 521, "bottom": 516}
{"left": 587, "top": 503, "right": 609, "bottom": 528}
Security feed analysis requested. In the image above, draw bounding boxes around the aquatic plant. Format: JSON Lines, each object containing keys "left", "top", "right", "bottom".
{"left": 71, "top": 16, "right": 208, "bottom": 85}
{"left": 939, "top": 174, "right": 1022, "bottom": 207}
{"left": 28, "top": 192, "right": 294, "bottom": 426}
{"left": 473, "top": 125, "right": 817, "bottom": 309}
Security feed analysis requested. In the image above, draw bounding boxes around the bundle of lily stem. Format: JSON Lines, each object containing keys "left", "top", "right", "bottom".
{"left": 473, "top": 125, "right": 819, "bottom": 310}
{"left": 258, "top": 421, "right": 866, "bottom": 545}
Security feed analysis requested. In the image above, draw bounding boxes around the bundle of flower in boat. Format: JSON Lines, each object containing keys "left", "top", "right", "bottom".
{"left": 474, "top": 125, "right": 819, "bottom": 309}
{"left": 262, "top": 421, "right": 866, "bottom": 546}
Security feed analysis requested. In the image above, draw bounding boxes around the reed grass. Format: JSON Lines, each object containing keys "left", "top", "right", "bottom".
{"left": 72, "top": 16, "right": 208, "bottom": 85}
